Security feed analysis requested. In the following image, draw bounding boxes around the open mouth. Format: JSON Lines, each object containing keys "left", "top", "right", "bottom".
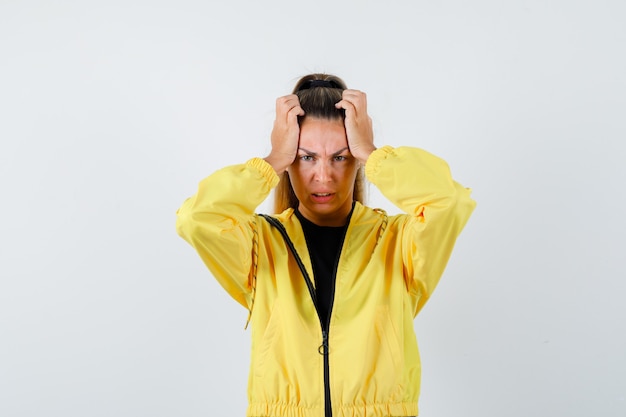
{"left": 311, "top": 192, "right": 334, "bottom": 203}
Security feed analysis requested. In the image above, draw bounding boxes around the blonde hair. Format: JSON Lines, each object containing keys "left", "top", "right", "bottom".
{"left": 273, "top": 74, "right": 367, "bottom": 213}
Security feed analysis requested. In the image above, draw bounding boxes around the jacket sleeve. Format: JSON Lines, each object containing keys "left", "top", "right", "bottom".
{"left": 365, "top": 146, "right": 476, "bottom": 315}
{"left": 175, "top": 157, "right": 279, "bottom": 308}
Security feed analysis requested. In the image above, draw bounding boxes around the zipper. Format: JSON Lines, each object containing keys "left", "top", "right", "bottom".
{"left": 320, "top": 213, "right": 350, "bottom": 417}
{"left": 260, "top": 208, "right": 353, "bottom": 417}
{"left": 321, "top": 330, "right": 331, "bottom": 417}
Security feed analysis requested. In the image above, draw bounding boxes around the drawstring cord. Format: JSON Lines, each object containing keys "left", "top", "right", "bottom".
{"left": 244, "top": 217, "right": 259, "bottom": 330}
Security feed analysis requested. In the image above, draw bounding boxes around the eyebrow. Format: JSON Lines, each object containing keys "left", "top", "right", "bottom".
{"left": 298, "top": 147, "right": 350, "bottom": 158}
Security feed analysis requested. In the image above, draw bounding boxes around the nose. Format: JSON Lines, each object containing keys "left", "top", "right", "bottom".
{"left": 314, "top": 160, "right": 332, "bottom": 183}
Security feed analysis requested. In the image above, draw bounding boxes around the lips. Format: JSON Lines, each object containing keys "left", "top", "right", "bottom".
{"left": 311, "top": 192, "right": 335, "bottom": 203}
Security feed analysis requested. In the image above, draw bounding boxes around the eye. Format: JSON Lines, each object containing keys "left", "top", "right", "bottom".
{"left": 333, "top": 155, "right": 347, "bottom": 162}
{"left": 300, "top": 155, "right": 314, "bottom": 162}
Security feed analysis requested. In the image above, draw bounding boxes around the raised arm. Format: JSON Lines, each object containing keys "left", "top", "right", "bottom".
{"left": 366, "top": 146, "right": 476, "bottom": 315}
{"left": 176, "top": 94, "right": 303, "bottom": 307}
{"left": 176, "top": 159, "right": 278, "bottom": 307}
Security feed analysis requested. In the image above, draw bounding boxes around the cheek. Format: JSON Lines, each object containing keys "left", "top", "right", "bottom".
{"left": 287, "top": 165, "right": 308, "bottom": 192}
{"left": 288, "top": 164, "right": 307, "bottom": 182}
{"left": 344, "top": 162, "right": 359, "bottom": 177}
{"left": 339, "top": 164, "right": 359, "bottom": 189}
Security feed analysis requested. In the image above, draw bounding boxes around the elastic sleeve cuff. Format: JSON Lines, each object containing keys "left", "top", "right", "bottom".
{"left": 246, "top": 157, "right": 280, "bottom": 188}
{"left": 364, "top": 145, "right": 394, "bottom": 181}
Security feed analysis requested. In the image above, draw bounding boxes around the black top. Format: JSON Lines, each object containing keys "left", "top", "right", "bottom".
{"left": 295, "top": 209, "right": 349, "bottom": 326}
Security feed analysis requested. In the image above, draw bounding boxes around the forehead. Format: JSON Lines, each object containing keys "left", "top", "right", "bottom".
{"left": 298, "top": 118, "right": 348, "bottom": 152}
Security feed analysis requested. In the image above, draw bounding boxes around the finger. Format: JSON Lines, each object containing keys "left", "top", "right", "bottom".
{"left": 335, "top": 98, "right": 356, "bottom": 119}
{"left": 339, "top": 90, "right": 367, "bottom": 112}
{"left": 276, "top": 95, "right": 299, "bottom": 112}
{"left": 336, "top": 94, "right": 367, "bottom": 117}
{"left": 286, "top": 103, "right": 305, "bottom": 126}
{"left": 276, "top": 95, "right": 304, "bottom": 122}
{"left": 342, "top": 89, "right": 365, "bottom": 98}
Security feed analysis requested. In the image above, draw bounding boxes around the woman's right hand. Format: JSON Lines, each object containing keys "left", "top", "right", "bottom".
{"left": 264, "top": 94, "right": 305, "bottom": 174}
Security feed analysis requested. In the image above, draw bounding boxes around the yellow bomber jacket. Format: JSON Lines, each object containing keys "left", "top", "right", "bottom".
{"left": 176, "top": 146, "right": 476, "bottom": 417}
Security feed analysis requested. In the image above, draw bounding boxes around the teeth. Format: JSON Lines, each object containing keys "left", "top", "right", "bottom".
{"left": 315, "top": 193, "right": 331, "bottom": 197}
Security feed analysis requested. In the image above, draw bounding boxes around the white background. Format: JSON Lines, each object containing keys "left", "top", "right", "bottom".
{"left": 1, "top": 1, "right": 625, "bottom": 416}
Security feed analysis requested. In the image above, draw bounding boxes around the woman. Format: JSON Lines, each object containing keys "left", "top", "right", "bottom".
{"left": 176, "top": 73, "right": 475, "bottom": 417}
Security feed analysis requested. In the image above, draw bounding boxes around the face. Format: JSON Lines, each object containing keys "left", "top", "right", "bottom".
{"left": 288, "top": 117, "right": 359, "bottom": 227}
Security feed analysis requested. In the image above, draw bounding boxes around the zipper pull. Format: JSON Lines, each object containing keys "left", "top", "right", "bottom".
{"left": 318, "top": 330, "right": 329, "bottom": 355}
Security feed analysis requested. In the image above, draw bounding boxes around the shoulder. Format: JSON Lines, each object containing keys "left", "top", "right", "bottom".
{"left": 255, "top": 208, "right": 300, "bottom": 237}
{"left": 352, "top": 202, "right": 412, "bottom": 223}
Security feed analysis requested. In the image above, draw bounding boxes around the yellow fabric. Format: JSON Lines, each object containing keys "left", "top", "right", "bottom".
{"left": 176, "top": 146, "right": 475, "bottom": 417}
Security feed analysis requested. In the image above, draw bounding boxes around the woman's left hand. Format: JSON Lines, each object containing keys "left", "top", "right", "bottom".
{"left": 335, "top": 89, "right": 376, "bottom": 164}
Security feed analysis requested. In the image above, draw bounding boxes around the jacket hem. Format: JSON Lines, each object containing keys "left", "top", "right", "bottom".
{"left": 247, "top": 402, "right": 418, "bottom": 417}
